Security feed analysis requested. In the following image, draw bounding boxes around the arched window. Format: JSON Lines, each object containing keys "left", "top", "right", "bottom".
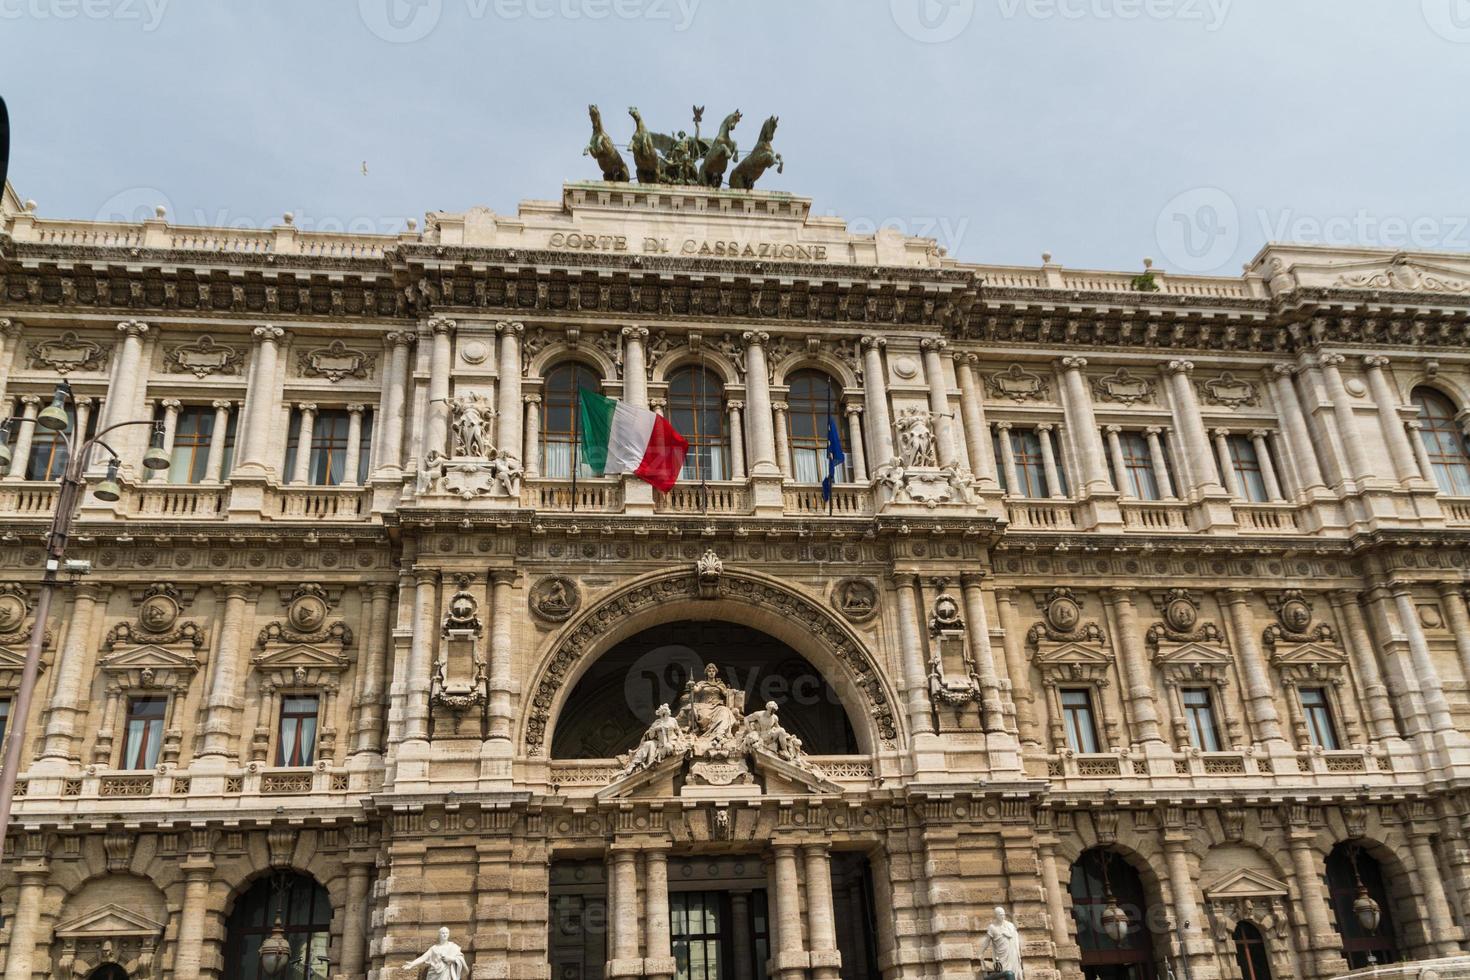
{"left": 1069, "top": 849, "right": 1155, "bottom": 980}
{"left": 223, "top": 873, "right": 333, "bottom": 980}
{"left": 1412, "top": 388, "right": 1470, "bottom": 495}
{"left": 667, "top": 367, "right": 728, "bottom": 481}
{"left": 85, "top": 966, "right": 129, "bottom": 980}
{"left": 1326, "top": 843, "right": 1399, "bottom": 969}
{"left": 1233, "top": 922, "right": 1272, "bottom": 980}
{"left": 542, "top": 362, "right": 603, "bottom": 479}
{"left": 785, "top": 370, "right": 852, "bottom": 484}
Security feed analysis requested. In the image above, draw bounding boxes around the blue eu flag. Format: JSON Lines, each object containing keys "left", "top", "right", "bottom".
{"left": 822, "top": 416, "right": 845, "bottom": 504}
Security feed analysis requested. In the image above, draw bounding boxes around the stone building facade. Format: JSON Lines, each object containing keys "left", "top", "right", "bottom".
{"left": 0, "top": 177, "right": 1467, "bottom": 980}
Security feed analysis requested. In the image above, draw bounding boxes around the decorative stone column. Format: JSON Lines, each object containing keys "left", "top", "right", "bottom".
{"left": 99, "top": 319, "right": 149, "bottom": 433}
{"left": 170, "top": 856, "right": 214, "bottom": 980}
{"left": 196, "top": 585, "right": 254, "bottom": 763}
{"left": 920, "top": 339, "right": 958, "bottom": 469}
{"left": 1102, "top": 589, "right": 1164, "bottom": 746}
{"left": 150, "top": 399, "right": 182, "bottom": 481}
{"left": 488, "top": 569, "right": 518, "bottom": 741}
{"left": 204, "top": 400, "right": 233, "bottom": 482}
{"left": 607, "top": 847, "right": 642, "bottom": 977}
{"left": 1212, "top": 429, "right": 1241, "bottom": 498}
{"left": 37, "top": 584, "right": 108, "bottom": 761}
{"left": 772, "top": 401, "right": 793, "bottom": 479}
{"left": 770, "top": 843, "right": 807, "bottom": 980}
{"left": 1036, "top": 423, "right": 1065, "bottom": 498}
{"left": 6, "top": 394, "right": 40, "bottom": 479}
{"left": 342, "top": 404, "right": 366, "bottom": 486}
{"left": 1270, "top": 365, "right": 1326, "bottom": 492}
{"left": 894, "top": 574, "right": 936, "bottom": 737}
{"left": 960, "top": 573, "right": 1005, "bottom": 732}
{"left": 804, "top": 843, "right": 841, "bottom": 980}
{"left": 1144, "top": 426, "right": 1176, "bottom": 498}
{"left": 1105, "top": 426, "right": 1130, "bottom": 498}
{"left": 422, "top": 317, "right": 455, "bottom": 462}
{"left": 994, "top": 588, "right": 1041, "bottom": 747}
{"left": 1435, "top": 583, "right": 1470, "bottom": 698}
{"left": 643, "top": 849, "right": 675, "bottom": 980}
{"left": 1286, "top": 829, "right": 1345, "bottom": 976}
{"left": 1162, "top": 832, "right": 1208, "bottom": 965}
{"left": 375, "top": 330, "right": 415, "bottom": 477}
{"left": 523, "top": 394, "right": 542, "bottom": 479}
{"left": 1058, "top": 356, "right": 1111, "bottom": 492}
{"left": 1408, "top": 421, "right": 1436, "bottom": 483}
{"left": 1219, "top": 590, "right": 1286, "bottom": 745}
{"left": 995, "top": 422, "right": 1021, "bottom": 496}
{"left": 1362, "top": 355, "right": 1422, "bottom": 483}
{"left": 1, "top": 862, "right": 49, "bottom": 980}
{"left": 1165, "top": 360, "right": 1223, "bottom": 495}
{"left": 730, "top": 891, "right": 755, "bottom": 980}
{"left": 341, "top": 859, "right": 373, "bottom": 978}
{"left": 726, "top": 400, "right": 747, "bottom": 480}
{"left": 404, "top": 569, "right": 438, "bottom": 742}
{"left": 237, "top": 326, "right": 284, "bottom": 475}
{"left": 73, "top": 397, "right": 93, "bottom": 446}
{"left": 1361, "top": 582, "right": 1431, "bottom": 737}
{"left": 1391, "top": 585, "right": 1456, "bottom": 735}
{"left": 1404, "top": 817, "right": 1465, "bottom": 955}
{"left": 860, "top": 337, "right": 895, "bottom": 467}
{"left": 1327, "top": 591, "right": 1399, "bottom": 742}
{"left": 289, "top": 403, "right": 318, "bottom": 485}
{"left": 954, "top": 352, "right": 999, "bottom": 488}
{"left": 843, "top": 403, "right": 867, "bottom": 482}
{"left": 1318, "top": 353, "right": 1375, "bottom": 482}
{"left": 496, "top": 321, "right": 524, "bottom": 458}
{"left": 1249, "top": 429, "right": 1284, "bottom": 501}
{"left": 743, "top": 331, "right": 780, "bottom": 477}
{"left": 622, "top": 327, "right": 649, "bottom": 408}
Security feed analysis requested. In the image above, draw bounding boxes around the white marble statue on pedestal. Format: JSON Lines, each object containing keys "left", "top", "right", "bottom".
{"left": 403, "top": 927, "right": 469, "bottom": 980}
{"left": 980, "top": 906, "right": 1024, "bottom": 980}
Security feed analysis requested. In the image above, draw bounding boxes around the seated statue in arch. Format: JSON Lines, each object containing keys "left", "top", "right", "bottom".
{"left": 677, "top": 663, "right": 745, "bottom": 749}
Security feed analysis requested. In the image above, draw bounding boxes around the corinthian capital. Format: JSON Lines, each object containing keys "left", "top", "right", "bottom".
{"left": 427, "top": 317, "right": 456, "bottom": 335}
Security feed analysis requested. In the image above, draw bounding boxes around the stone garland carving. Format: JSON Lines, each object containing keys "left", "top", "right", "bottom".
{"left": 297, "top": 339, "right": 376, "bottom": 382}
{"left": 1091, "top": 367, "right": 1155, "bottom": 405}
{"left": 1196, "top": 371, "right": 1259, "bottom": 408}
{"left": 529, "top": 576, "right": 580, "bottom": 623}
{"left": 1027, "top": 587, "right": 1104, "bottom": 645}
{"left": 162, "top": 335, "right": 241, "bottom": 377}
{"left": 28, "top": 331, "right": 108, "bottom": 375}
{"left": 1333, "top": 255, "right": 1470, "bottom": 293}
{"left": 831, "top": 578, "right": 878, "bottom": 624}
{"left": 984, "top": 363, "right": 1049, "bottom": 402}
{"left": 524, "top": 571, "right": 898, "bottom": 754}
{"left": 0, "top": 582, "right": 30, "bottom": 637}
{"left": 1261, "top": 590, "right": 1335, "bottom": 652}
{"left": 257, "top": 584, "right": 353, "bottom": 648}
{"left": 106, "top": 583, "right": 205, "bottom": 650}
{"left": 434, "top": 577, "right": 488, "bottom": 719}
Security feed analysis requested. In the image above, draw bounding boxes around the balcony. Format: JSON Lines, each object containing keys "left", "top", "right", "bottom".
{"left": 523, "top": 478, "right": 623, "bottom": 513}
{"left": 1119, "top": 499, "right": 1191, "bottom": 532}
{"left": 131, "top": 483, "right": 228, "bottom": 519}
{"left": 1442, "top": 496, "right": 1470, "bottom": 527}
{"left": 782, "top": 484, "right": 873, "bottom": 517}
{"left": 656, "top": 482, "right": 751, "bottom": 515}
{"left": 1233, "top": 501, "right": 1299, "bottom": 533}
{"left": 1004, "top": 497, "right": 1080, "bottom": 530}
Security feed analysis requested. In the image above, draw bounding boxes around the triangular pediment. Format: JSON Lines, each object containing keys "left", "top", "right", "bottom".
{"left": 1033, "top": 641, "right": 1112, "bottom": 666}
{"left": 1152, "top": 641, "right": 1233, "bottom": 665}
{"left": 595, "top": 753, "right": 683, "bottom": 801}
{"left": 253, "top": 644, "right": 351, "bottom": 671}
{"left": 55, "top": 903, "right": 167, "bottom": 939}
{"left": 1269, "top": 641, "right": 1346, "bottom": 666}
{"left": 750, "top": 748, "right": 842, "bottom": 795}
{"left": 0, "top": 645, "right": 41, "bottom": 670}
{"left": 1202, "top": 867, "right": 1290, "bottom": 900}
{"left": 98, "top": 645, "right": 201, "bottom": 672}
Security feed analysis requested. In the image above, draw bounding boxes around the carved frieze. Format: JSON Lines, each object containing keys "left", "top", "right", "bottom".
{"left": 28, "top": 331, "right": 108, "bottom": 374}
{"left": 297, "top": 339, "right": 376, "bottom": 382}
{"left": 162, "top": 335, "right": 242, "bottom": 377}
{"left": 1333, "top": 256, "right": 1470, "bottom": 293}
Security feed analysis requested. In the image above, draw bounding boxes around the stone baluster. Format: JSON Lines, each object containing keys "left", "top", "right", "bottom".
{"left": 843, "top": 403, "right": 867, "bottom": 482}
{"left": 488, "top": 569, "right": 518, "bottom": 741}
{"left": 204, "top": 400, "right": 233, "bottom": 482}
{"left": 1035, "top": 423, "right": 1065, "bottom": 498}
{"left": 196, "top": 584, "right": 254, "bottom": 763}
{"left": 1407, "top": 421, "right": 1436, "bottom": 483}
{"left": 1220, "top": 590, "right": 1286, "bottom": 746}
{"left": 772, "top": 400, "right": 792, "bottom": 479}
{"left": 1102, "top": 589, "right": 1164, "bottom": 746}
{"left": 7, "top": 394, "right": 40, "bottom": 479}
{"left": 954, "top": 352, "right": 999, "bottom": 488}
{"left": 37, "top": 584, "right": 109, "bottom": 762}
{"left": 290, "top": 403, "right": 318, "bottom": 485}
{"left": 1269, "top": 364, "right": 1326, "bottom": 492}
{"left": 770, "top": 843, "right": 807, "bottom": 980}
{"left": 643, "top": 849, "right": 675, "bottom": 980}
{"left": 960, "top": 573, "right": 1005, "bottom": 732}
{"left": 1327, "top": 591, "right": 1399, "bottom": 742}
{"left": 236, "top": 326, "right": 284, "bottom": 475}
{"left": 920, "top": 338, "right": 958, "bottom": 468}
{"left": 1318, "top": 353, "right": 1376, "bottom": 482}
{"left": 404, "top": 569, "right": 438, "bottom": 741}
{"left": 894, "top": 574, "right": 936, "bottom": 737}
{"left": 375, "top": 330, "right": 415, "bottom": 477}
{"left": 1058, "top": 356, "right": 1112, "bottom": 492}
{"left": 1362, "top": 355, "right": 1422, "bottom": 483}
{"left": 860, "top": 337, "right": 895, "bottom": 467}
{"left": 994, "top": 588, "right": 1041, "bottom": 747}
{"left": 1144, "top": 426, "right": 1176, "bottom": 498}
{"left": 150, "top": 399, "right": 181, "bottom": 481}
{"left": 1105, "top": 425, "right": 1131, "bottom": 498}
{"left": 1212, "top": 429, "right": 1241, "bottom": 498}
{"left": 495, "top": 321, "right": 524, "bottom": 459}
{"left": 622, "top": 327, "right": 649, "bottom": 408}
{"left": 743, "top": 332, "right": 780, "bottom": 476}
{"left": 995, "top": 422, "right": 1021, "bottom": 496}
{"left": 804, "top": 843, "right": 841, "bottom": 980}
{"left": 726, "top": 400, "right": 746, "bottom": 480}
{"left": 523, "top": 394, "right": 542, "bottom": 479}
{"left": 342, "top": 403, "right": 366, "bottom": 486}
{"left": 1164, "top": 360, "right": 1223, "bottom": 494}
{"left": 1250, "top": 429, "right": 1285, "bottom": 501}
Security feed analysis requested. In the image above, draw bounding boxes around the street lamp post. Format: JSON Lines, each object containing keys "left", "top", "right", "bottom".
{"left": 0, "top": 382, "right": 170, "bottom": 864}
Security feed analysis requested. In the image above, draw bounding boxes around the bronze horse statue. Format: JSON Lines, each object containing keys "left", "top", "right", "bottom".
{"left": 728, "top": 115, "right": 782, "bottom": 190}
{"left": 698, "top": 109, "right": 741, "bottom": 188}
{"left": 584, "top": 104, "right": 628, "bottom": 182}
{"left": 628, "top": 106, "right": 663, "bottom": 184}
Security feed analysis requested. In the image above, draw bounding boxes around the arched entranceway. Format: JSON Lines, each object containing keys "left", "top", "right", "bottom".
{"left": 1069, "top": 849, "right": 1157, "bottom": 980}
{"left": 84, "top": 966, "right": 129, "bottom": 980}
{"left": 1326, "top": 842, "right": 1399, "bottom": 968}
{"left": 551, "top": 621, "right": 860, "bottom": 759}
{"left": 222, "top": 873, "right": 333, "bottom": 980}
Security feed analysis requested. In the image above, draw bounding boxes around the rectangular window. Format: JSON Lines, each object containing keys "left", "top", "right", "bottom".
{"left": 123, "top": 696, "right": 167, "bottom": 770}
{"left": 283, "top": 409, "right": 374, "bottom": 486}
{"left": 670, "top": 891, "right": 723, "bottom": 980}
{"left": 992, "top": 431, "right": 1008, "bottom": 493}
{"left": 24, "top": 405, "right": 98, "bottom": 481}
{"left": 1222, "top": 434, "right": 1270, "bottom": 502}
{"left": 1181, "top": 687, "right": 1222, "bottom": 752}
{"left": 1007, "top": 428, "right": 1066, "bottom": 498}
{"left": 1300, "top": 687, "right": 1340, "bottom": 750}
{"left": 1060, "top": 688, "right": 1100, "bottom": 753}
{"left": 164, "top": 405, "right": 237, "bottom": 484}
{"left": 276, "top": 695, "right": 320, "bottom": 767}
{"left": 0, "top": 697, "right": 10, "bottom": 749}
{"left": 1115, "top": 431, "right": 1162, "bottom": 500}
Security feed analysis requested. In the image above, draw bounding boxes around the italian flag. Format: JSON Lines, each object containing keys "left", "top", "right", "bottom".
{"left": 578, "top": 387, "right": 689, "bottom": 492}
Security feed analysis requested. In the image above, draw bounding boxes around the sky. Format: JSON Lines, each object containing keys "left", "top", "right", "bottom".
{"left": 2, "top": 0, "right": 1468, "bottom": 275}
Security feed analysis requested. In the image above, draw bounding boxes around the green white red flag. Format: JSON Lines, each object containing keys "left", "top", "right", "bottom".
{"left": 578, "top": 387, "right": 688, "bottom": 492}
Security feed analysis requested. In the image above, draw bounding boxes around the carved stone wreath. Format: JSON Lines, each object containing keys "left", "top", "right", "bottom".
{"left": 529, "top": 576, "right": 580, "bottom": 623}
{"left": 524, "top": 571, "right": 898, "bottom": 754}
{"left": 298, "top": 339, "right": 376, "bottom": 382}
{"left": 29, "top": 331, "right": 108, "bottom": 375}
{"left": 163, "top": 335, "right": 242, "bottom": 377}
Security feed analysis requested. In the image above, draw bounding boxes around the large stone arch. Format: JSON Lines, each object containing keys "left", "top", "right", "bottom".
{"left": 522, "top": 567, "right": 902, "bottom": 757}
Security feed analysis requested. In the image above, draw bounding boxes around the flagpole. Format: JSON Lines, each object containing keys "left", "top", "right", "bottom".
{"left": 826, "top": 378, "right": 834, "bottom": 517}
{"left": 571, "top": 389, "right": 580, "bottom": 513}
